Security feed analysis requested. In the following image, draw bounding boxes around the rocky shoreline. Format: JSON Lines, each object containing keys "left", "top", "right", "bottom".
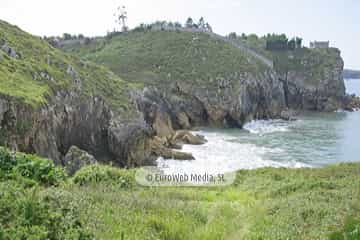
{"left": 1, "top": 20, "right": 359, "bottom": 172}
{"left": 0, "top": 53, "right": 357, "bottom": 173}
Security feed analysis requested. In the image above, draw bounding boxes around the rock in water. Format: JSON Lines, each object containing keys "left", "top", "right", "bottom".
{"left": 150, "top": 136, "right": 195, "bottom": 160}
{"left": 343, "top": 95, "right": 360, "bottom": 111}
{"left": 171, "top": 130, "right": 207, "bottom": 145}
{"left": 64, "top": 146, "right": 97, "bottom": 175}
{"left": 280, "top": 109, "right": 298, "bottom": 121}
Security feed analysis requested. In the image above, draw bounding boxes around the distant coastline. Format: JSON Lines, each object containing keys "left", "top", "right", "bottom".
{"left": 344, "top": 69, "right": 360, "bottom": 79}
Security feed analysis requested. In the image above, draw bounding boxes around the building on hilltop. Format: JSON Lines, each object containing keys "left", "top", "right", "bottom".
{"left": 310, "top": 41, "right": 330, "bottom": 49}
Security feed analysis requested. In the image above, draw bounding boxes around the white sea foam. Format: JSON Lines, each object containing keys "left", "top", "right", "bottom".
{"left": 243, "top": 119, "right": 290, "bottom": 135}
{"left": 157, "top": 129, "right": 311, "bottom": 175}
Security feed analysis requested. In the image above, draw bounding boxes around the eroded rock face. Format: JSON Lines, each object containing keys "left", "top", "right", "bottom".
{"left": 0, "top": 45, "right": 349, "bottom": 168}
{"left": 137, "top": 70, "right": 286, "bottom": 132}
{"left": 171, "top": 130, "right": 207, "bottom": 145}
{"left": 64, "top": 145, "right": 97, "bottom": 175}
{"left": 280, "top": 109, "right": 298, "bottom": 121}
{"left": 150, "top": 136, "right": 194, "bottom": 160}
{"left": 281, "top": 48, "right": 346, "bottom": 111}
{"left": 1, "top": 42, "right": 19, "bottom": 58}
{"left": 0, "top": 91, "right": 156, "bottom": 168}
{"left": 107, "top": 120, "right": 155, "bottom": 167}
{"left": 343, "top": 95, "right": 360, "bottom": 111}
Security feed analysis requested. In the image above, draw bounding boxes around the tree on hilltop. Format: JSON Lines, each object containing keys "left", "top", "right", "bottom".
{"left": 204, "top": 22, "right": 212, "bottom": 32}
{"left": 198, "top": 17, "right": 205, "bottom": 29}
{"left": 295, "top": 37, "right": 303, "bottom": 48}
{"left": 228, "top": 32, "right": 237, "bottom": 39}
{"left": 185, "top": 17, "right": 194, "bottom": 28}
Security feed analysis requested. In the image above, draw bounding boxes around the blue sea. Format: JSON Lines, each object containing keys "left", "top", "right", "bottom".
{"left": 158, "top": 79, "right": 360, "bottom": 174}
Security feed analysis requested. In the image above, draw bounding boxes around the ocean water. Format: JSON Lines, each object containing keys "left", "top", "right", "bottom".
{"left": 158, "top": 79, "right": 360, "bottom": 173}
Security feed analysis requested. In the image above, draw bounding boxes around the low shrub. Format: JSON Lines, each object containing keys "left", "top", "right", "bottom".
{"left": 0, "top": 182, "right": 93, "bottom": 240}
{"left": 73, "top": 164, "right": 135, "bottom": 188}
{"left": 329, "top": 216, "right": 360, "bottom": 240}
{"left": 0, "top": 147, "right": 66, "bottom": 186}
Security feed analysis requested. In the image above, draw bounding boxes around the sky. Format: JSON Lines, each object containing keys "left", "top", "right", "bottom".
{"left": 1, "top": 0, "right": 359, "bottom": 69}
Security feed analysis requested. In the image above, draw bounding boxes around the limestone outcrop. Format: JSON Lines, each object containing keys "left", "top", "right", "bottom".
{"left": 136, "top": 70, "right": 286, "bottom": 132}
{"left": 0, "top": 91, "right": 156, "bottom": 168}
{"left": 279, "top": 48, "right": 346, "bottom": 111}
{"left": 0, "top": 19, "right": 354, "bottom": 169}
{"left": 64, "top": 146, "right": 97, "bottom": 175}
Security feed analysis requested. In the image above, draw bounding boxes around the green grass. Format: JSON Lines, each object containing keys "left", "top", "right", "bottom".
{"left": 0, "top": 20, "right": 133, "bottom": 113}
{"left": 1, "top": 145, "right": 359, "bottom": 239}
{"left": 64, "top": 164, "right": 360, "bottom": 240}
{"left": 62, "top": 30, "right": 269, "bottom": 88}
{"left": 61, "top": 29, "right": 341, "bottom": 92}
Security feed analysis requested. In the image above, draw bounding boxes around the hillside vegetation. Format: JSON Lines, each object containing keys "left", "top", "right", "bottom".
{"left": 61, "top": 30, "right": 341, "bottom": 87}
{"left": 0, "top": 20, "right": 131, "bottom": 110}
{"left": 62, "top": 30, "right": 269, "bottom": 87}
{"left": 235, "top": 34, "right": 342, "bottom": 82}
{"left": 1, "top": 146, "right": 359, "bottom": 240}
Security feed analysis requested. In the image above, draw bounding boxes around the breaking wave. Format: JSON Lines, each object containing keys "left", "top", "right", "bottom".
{"left": 157, "top": 126, "right": 310, "bottom": 175}
{"left": 243, "top": 119, "right": 290, "bottom": 135}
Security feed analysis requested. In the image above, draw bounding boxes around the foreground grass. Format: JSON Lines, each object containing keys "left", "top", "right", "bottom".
{"left": 65, "top": 164, "right": 360, "bottom": 240}
{"left": 1, "top": 147, "right": 359, "bottom": 239}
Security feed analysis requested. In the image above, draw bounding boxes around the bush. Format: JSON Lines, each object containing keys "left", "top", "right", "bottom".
{"left": 73, "top": 164, "right": 135, "bottom": 188}
{"left": 329, "top": 216, "right": 360, "bottom": 240}
{"left": 0, "top": 182, "right": 93, "bottom": 240}
{"left": 0, "top": 147, "right": 66, "bottom": 186}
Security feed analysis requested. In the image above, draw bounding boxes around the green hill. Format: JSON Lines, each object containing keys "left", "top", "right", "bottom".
{"left": 0, "top": 20, "right": 131, "bottom": 111}
{"left": 60, "top": 29, "right": 346, "bottom": 112}
{"left": 62, "top": 30, "right": 269, "bottom": 87}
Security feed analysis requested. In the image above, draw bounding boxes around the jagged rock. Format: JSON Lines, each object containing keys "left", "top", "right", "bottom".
{"left": 63, "top": 146, "right": 97, "bottom": 175}
{"left": 176, "top": 112, "right": 191, "bottom": 129}
{"left": 323, "top": 97, "right": 343, "bottom": 112}
{"left": 66, "top": 64, "right": 78, "bottom": 77}
{"left": 150, "top": 136, "right": 194, "bottom": 160}
{"left": 280, "top": 109, "right": 298, "bottom": 121}
{"left": 0, "top": 92, "right": 155, "bottom": 168}
{"left": 168, "top": 141, "right": 183, "bottom": 150}
{"left": 66, "top": 64, "right": 82, "bottom": 89}
{"left": 137, "top": 88, "right": 174, "bottom": 137}
{"left": 1, "top": 43, "right": 18, "bottom": 58}
{"left": 282, "top": 48, "right": 345, "bottom": 111}
{"left": 343, "top": 95, "right": 360, "bottom": 111}
{"left": 137, "top": 71, "right": 286, "bottom": 131}
{"left": 171, "top": 130, "right": 207, "bottom": 145}
{"left": 108, "top": 121, "right": 155, "bottom": 167}
{"left": 39, "top": 71, "right": 53, "bottom": 81}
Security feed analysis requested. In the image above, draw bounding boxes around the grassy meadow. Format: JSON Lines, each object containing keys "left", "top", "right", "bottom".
{"left": 1, "top": 147, "right": 359, "bottom": 240}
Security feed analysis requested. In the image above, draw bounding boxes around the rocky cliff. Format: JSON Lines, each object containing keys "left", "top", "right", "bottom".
{"left": 0, "top": 20, "right": 155, "bottom": 168}
{"left": 274, "top": 48, "right": 346, "bottom": 111}
{"left": 0, "top": 21, "right": 353, "bottom": 169}
{"left": 63, "top": 30, "right": 287, "bottom": 131}
{"left": 63, "top": 29, "right": 351, "bottom": 128}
